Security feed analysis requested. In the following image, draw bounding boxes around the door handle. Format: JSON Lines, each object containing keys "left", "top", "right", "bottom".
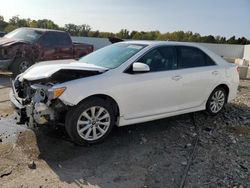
{"left": 212, "top": 71, "right": 219, "bottom": 75}
{"left": 172, "top": 75, "right": 182, "bottom": 81}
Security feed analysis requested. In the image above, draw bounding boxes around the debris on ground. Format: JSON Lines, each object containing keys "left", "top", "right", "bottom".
{"left": 28, "top": 161, "right": 37, "bottom": 170}
{"left": 0, "top": 166, "right": 13, "bottom": 178}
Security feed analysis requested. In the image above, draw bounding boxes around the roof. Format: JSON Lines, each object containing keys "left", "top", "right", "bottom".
{"left": 122, "top": 40, "right": 203, "bottom": 48}
{"left": 18, "top": 27, "right": 66, "bottom": 33}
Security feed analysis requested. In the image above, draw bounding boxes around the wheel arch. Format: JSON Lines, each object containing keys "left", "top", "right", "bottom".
{"left": 77, "top": 94, "right": 120, "bottom": 118}
{"left": 13, "top": 44, "right": 38, "bottom": 63}
{"left": 210, "top": 83, "right": 230, "bottom": 103}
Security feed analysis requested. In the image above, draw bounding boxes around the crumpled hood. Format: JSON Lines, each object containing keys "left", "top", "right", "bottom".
{"left": 0, "top": 37, "right": 28, "bottom": 47}
{"left": 19, "top": 59, "right": 108, "bottom": 81}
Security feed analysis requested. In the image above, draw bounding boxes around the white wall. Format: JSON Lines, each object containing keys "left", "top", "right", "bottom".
{"left": 197, "top": 43, "right": 244, "bottom": 59}
{"left": 243, "top": 45, "right": 250, "bottom": 61}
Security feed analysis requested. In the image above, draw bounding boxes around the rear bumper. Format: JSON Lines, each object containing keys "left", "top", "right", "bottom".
{"left": 0, "top": 59, "right": 12, "bottom": 69}
{"left": 228, "top": 83, "right": 239, "bottom": 102}
{"left": 228, "top": 76, "right": 240, "bottom": 102}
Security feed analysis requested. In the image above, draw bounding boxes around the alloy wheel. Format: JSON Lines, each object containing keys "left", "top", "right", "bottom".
{"left": 209, "top": 90, "right": 225, "bottom": 113}
{"left": 76, "top": 106, "right": 111, "bottom": 141}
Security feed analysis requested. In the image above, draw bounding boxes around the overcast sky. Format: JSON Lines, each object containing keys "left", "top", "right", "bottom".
{"left": 0, "top": 0, "right": 249, "bottom": 39}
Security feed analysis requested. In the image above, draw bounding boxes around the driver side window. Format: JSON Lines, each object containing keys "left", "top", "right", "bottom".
{"left": 138, "top": 46, "right": 177, "bottom": 72}
{"left": 39, "top": 32, "right": 58, "bottom": 47}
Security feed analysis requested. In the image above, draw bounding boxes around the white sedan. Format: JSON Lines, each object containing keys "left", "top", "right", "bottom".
{"left": 10, "top": 41, "right": 239, "bottom": 144}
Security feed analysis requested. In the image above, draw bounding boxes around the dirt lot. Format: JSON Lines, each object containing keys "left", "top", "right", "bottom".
{"left": 0, "top": 73, "right": 250, "bottom": 188}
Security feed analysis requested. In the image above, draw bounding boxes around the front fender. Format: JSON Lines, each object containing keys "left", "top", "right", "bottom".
{"left": 14, "top": 44, "right": 39, "bottom": 62}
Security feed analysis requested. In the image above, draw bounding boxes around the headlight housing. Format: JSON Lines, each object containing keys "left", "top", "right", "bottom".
{"left": 49, "top": 87, "right": 66, "bottom": 99}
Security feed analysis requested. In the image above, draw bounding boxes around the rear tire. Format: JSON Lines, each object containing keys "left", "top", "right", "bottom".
{"left": 65, "top": 97, "right": 115, "bottom": 145}
{"left": 11, "top": 57, "right": 33, "bottom": 77}
{"left": 206, "top": 87, "right": 227, "bottom": 116}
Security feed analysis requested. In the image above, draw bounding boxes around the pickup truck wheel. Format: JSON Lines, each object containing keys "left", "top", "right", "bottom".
{"left": 65, "top": 97, "right": 115, "bottom": 145}
{"left": 11, "top": 57, "right": 33, "bottom": 76}
{"left": 206, "top": 87, "right": 227, "bottom": 116}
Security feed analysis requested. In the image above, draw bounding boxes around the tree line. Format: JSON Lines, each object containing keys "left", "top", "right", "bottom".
{"left": 0, "top": 15, "right": 249, "bottom": 45}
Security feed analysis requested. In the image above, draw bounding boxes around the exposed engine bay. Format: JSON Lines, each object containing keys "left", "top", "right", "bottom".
{"left": 11, "top": 69, "right": 103, "bottom": 127}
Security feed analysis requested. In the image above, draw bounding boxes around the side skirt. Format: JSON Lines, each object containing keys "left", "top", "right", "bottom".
{"left": 117, "top": 105, "right": 205, "bottom": 127}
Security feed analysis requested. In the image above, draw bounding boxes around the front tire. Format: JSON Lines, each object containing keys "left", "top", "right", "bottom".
{"left": 206, "top": 87, "right": 227, "bottom": 115}
{"left": 11, "top": 57, "right": 33, "bottom": 76}
{"left": 65, "top": 97, "right": 115, "bottom": 145}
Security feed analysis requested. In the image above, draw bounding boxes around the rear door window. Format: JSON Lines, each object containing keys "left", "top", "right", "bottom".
{"left": 206, "top": 55, "right": 216, "bottom": 66}
{"left": 177, "top": 46, "right": 216, "bottom": 68}
{"left": 40, "top": 32, "right": 57, "bottom": 47}
{"left": 40, "top": 32, "right": 71, "bottom": 47}
{"left": 177, "top": 46, "right": 207, "bottom": 68}
{"left": 56, "top": 32, "right": 72, "bottom": 46}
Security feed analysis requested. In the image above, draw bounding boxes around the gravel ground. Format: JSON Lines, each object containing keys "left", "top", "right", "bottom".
{"left": 0, "top": 73, "right": 12, "bottom": 116}
{"left": 0, "top": 73, "right": 249, "bottom": 188}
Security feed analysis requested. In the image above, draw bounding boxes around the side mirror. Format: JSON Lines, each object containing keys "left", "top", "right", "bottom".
{"left": 132, "top": 62, "right": 150, "bottom": 72}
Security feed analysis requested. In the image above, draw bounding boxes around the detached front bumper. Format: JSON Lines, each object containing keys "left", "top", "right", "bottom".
{"left": 9, "top": 90, "right": 24, "bottom": 109}
{"left": 10, "top": 89, "right": 55, "bottom": 127}
{"left": 10, "top": 79, "right": 25, "bottom": 109}
{"left": 0, "top": 59, "right": 12, "bottom": 70}
{"left": 10, "top": 78, "right": 68, "bottom": 127}
{"left": 9, "top": 90, "right": 29, "bottom": 125}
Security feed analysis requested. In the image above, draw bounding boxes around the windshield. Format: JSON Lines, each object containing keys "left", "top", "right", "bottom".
{"left": 4, "top": 28, "right": 44, "bottom": 43}
{"left": 79, "top": 43, "right": 146, "bottom": 69}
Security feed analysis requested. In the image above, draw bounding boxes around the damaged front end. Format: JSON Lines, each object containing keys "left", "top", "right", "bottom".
{"left": 0, "top": 47, "right": 13, "bottom": 69}
{"left": 0, "top": 38, "right": 37, "bottom": 70}
{"left": 10, "top": 78, "right": 67, "bottom": 127}
{"left": 10, "top": 67, "right": 104, "bottom": 128}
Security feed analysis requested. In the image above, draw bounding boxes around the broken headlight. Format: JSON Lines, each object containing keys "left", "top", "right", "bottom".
{"left": 49, "top": 87, "right": 66, "bottom": 99}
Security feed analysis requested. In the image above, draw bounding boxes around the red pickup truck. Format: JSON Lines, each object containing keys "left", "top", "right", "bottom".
{"left": 0, "top": 27, "right": 93, "bottom": 75}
